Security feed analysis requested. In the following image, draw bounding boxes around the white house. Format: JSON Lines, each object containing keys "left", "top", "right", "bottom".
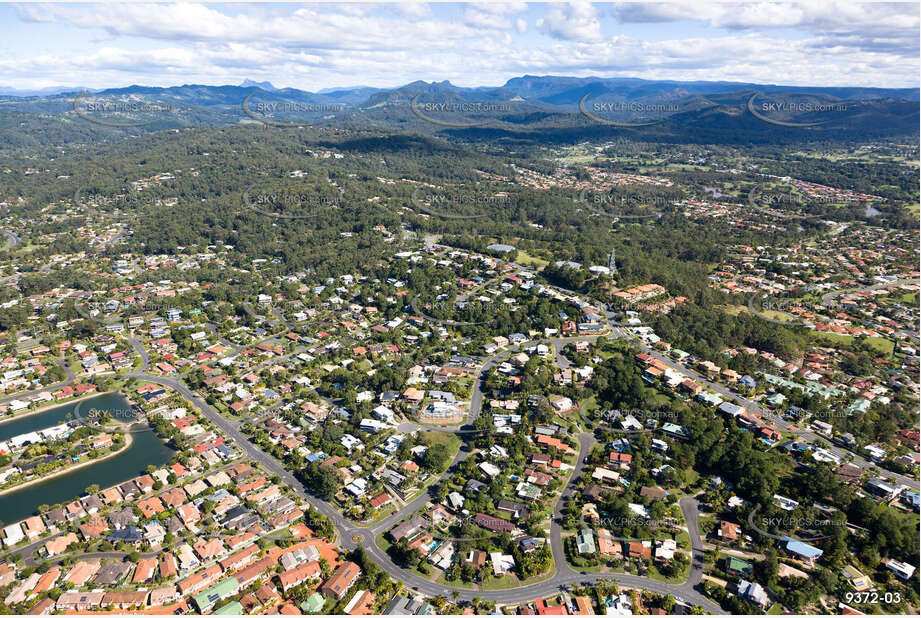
{"left": 372, "top": 405, "right": 395, "bottom": 423}
{"left": 359, "top": 418, "right": 387, "bottom": 433}
{"left": 489, "top": 445, "right": 508, "bottom": 459}
{"left": 1, "top": 523, "right": 25, "bottom": 547}
{"left": 345, "top": 478, "right": 368, "bottom": 497}
{"left": 886, "top": 560, "right": 916, "bottom": 581}
{"left": 479, "top": 462, "right": 501, "bottom": 478}
{"left": 490, "top": 552, "right": 515, "bottom": 576}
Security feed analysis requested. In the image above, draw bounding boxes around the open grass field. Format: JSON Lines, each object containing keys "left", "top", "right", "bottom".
{"left": 515, "top": 250, "right": 550, "bottom": 268}
{"left": 421, "top": 430, "right": 462, "bottom": 453}
{"left": 810, "top": 331, "right": 895, "bottom": 357}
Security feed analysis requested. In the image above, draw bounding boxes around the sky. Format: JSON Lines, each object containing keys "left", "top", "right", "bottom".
{"left": 0, "top": 1, "right": 918, "bottom": 92}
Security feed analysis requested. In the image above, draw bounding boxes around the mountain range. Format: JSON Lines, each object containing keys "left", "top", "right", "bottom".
{"left": 3, "top": 75, "right": 917, "bottom": 104}
{"left": 0, "top": 75, "right": 917, "bottom": 148}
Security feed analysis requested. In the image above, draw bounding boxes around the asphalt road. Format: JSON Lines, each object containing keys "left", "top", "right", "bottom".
{"left": 820, "top": 277, "right": 919, "bottom": 308}
{"left": 614, "top": 324, "right": 919, "bottom": 490}
{"left": 1, "top": 230, "right": 20, "bottom": 250}
{"left": 821, "top": 277, "right": 919, "bottom": 343}
{"left": 121, "top": 330, "right": 727, "bottom": 610}
{"left": 549, "top": 431, "right": 596, "bottom": 580}
{"left": 0, "top": 360, "right": 76, "bottom": 406}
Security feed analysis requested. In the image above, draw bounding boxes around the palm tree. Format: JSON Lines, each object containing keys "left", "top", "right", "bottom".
{"left": 472, "top": 596, "right": 482, "bottom": 613}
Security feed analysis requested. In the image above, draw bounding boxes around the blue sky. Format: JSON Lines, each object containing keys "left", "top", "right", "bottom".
{"left": 0, "top": 2, "right": 917, "bottom": 92}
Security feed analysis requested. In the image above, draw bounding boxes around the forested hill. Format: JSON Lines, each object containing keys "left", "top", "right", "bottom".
{"left": 1, "top": 76, "right": 917, "bottom": 151}
{"left": 0, "top": 123, "right": 853, "bottom": 292}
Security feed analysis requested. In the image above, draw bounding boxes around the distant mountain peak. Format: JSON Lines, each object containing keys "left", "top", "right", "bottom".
{"left": 240, "top": 79, "right": 277, "bottom": 92}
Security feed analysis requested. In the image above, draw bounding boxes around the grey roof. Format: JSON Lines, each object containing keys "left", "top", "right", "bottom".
{"left": 93, "top": 562, "right": 130, "bottom": 586}
{"left": 109, "top": 508, "right": 138, "bottom": 529}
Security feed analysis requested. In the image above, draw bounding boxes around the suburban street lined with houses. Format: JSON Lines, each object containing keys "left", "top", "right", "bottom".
{"left": 2, "top": 304, "right": 729, "bottom": 612}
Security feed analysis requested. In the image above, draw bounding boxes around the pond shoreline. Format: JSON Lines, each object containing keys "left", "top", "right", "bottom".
{"left": 0, "top": 393, "right": 176, "bottom": 524}
{"left": 0, "top": 390, "right": 118, "bottom": 426}
{"left": 0, "top": 431, "right": 134, "bottom": 498}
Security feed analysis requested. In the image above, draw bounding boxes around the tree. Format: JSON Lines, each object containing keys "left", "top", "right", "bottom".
{"left": 662, "top": 595, "right": 675, "bottom": 614}
{"left": 421, "top": 443, "right": 450, "bottom": 473}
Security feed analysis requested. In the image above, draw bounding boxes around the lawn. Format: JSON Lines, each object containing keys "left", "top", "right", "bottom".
{"left": 674, "top": 530, "right": 691, "bottom": 549}
{"left": 515, "top": 250, "right": 550, "bottom": 269}
{"left": 421, "top": 431, "right": 462, "bottom": 453}
{"left": 361, "top": 504, "right": 397, "bottom": 525}
{"left": 580, "top": 394, "right": 598, "bottom": 414}
{"left": 608, "top": 563, "right": 687, "bottom": 584}
{"left": 726, "top": 302, "right": 798, "bottom": 323}
{"left": 569, "top": 563, "right": 604, "bottom": 573}
{"left": 809, "top": 331, "right": 895, "bottom": 357}
{"left": 478, "top": 573, "right": 519, "bottom": 590}
{"left": 374, "top": 533, "right": 392, "bottom": 554}
{"left": 435, "top": 572, "right": 475, "bottom": 589}
{"left": 760, "top": 309, "right": 796, "bottom": 322}
{"left": 767, "top": 603, "right": 785, "bottom": 614}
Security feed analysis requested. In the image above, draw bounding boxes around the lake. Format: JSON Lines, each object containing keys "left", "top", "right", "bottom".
{"left": 0, "top": 393, "right": 175, "bottom": 524}
{"left": 0, "top": 392, "right": 137, "bottom": 442}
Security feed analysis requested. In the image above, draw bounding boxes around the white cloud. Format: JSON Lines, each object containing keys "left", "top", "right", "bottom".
{"left": 614, "top": 2, "right": 919, "bottom": 56}
{"left": 2, "top": 2, "right": 917, "bottom": 90}
{"left": 538, "top": 2, "right": 603, "bottom": 42}
{"left": 393, "top": 2, "right": 432, "bottom": 19}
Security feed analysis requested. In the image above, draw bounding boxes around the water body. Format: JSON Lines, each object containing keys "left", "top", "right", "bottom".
{"left": 0, "top": 392, "right": 135, "bottom": 442}
{"left": 0, "top": 394, "right": 175, "bottom": 524}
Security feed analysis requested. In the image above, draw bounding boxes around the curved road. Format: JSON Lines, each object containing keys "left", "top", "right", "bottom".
{"left": 1, "top": 230, "right": 20, "bottom": 250}
{"left": 122, "top": 331, "right": 724, "bottom": 611}
{"left": 821, "top": 277, "right": 919, "bottom": 308}
{"left": 821, "top": 277, "right": 919, "bottom": 344}
{"left": 613, "top": 323, "right": 919, "bottom": 491}
{"left": 0, "top": 360, "right": 76, "bottom": 407}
